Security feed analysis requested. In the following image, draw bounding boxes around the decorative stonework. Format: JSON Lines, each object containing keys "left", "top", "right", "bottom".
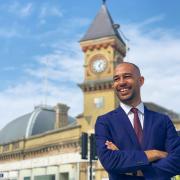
{"left": 81, "top": 42, "right": 126, "bottom": 57}
{"left": 0, "top": 139, "right": 80, "bottom": 162}
{"left": 12, "top": 142, "right": 20, "bottom": 150}
{"left": 78, "top": 81, "right": 113, "bottom": 92}
{"left": 0, "top": 153, "right": 84, "bottom": 172}
{"left": 2, "top": 144, "right": 9, "bottom": 152}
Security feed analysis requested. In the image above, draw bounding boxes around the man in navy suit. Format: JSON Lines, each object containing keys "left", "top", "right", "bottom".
{"left": 95, "top": 62, "right": 180, "bottom": 179}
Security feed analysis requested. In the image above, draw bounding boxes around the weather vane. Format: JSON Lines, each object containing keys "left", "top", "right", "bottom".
{"left": 102, "top": 0, "right": 106, "bottom": 4}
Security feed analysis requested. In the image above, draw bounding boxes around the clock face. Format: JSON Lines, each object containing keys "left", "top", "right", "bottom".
{"left": 91, "top": 59, "right": 107, "bottom": 73}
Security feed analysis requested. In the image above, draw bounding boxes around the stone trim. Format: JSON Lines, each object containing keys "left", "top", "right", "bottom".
{"left": 0, "top": 139, "right": 80, "bottom": 162}
{"left": 78, "top": 81, "right": 113, "bottom": 92}
{"left": 81, "top": 42, "right": 126, "bottom": 57}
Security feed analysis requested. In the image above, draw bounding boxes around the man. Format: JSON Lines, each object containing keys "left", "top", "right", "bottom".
{"left": 95, "top": 62, "right": 180, "bottom": 180}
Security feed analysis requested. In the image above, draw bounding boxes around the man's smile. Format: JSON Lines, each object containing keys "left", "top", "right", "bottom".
{"left": 117, "top": 87, "right": 132, "bottom": 95}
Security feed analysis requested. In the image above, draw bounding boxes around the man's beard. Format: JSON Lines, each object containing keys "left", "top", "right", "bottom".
{"left": 116, "top": 90, "right": 136, "bottom": 105}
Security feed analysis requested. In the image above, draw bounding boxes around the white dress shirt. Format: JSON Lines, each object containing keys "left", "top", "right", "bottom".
{"left": 120, "top": 102, "right": 144, "bottom": 129}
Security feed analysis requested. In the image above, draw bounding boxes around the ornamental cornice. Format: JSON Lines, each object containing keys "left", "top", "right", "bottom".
{"left": 81, "top": 42, "right": 126, "bottom": 56}
{"left": 78, "top": 80, "right": 113, "bottom": 92}
{"left": 82, "top": 42, "right": 112, "bottom": 52}
{"left": 0, "top": 139, "right": 80, "bottom": 162}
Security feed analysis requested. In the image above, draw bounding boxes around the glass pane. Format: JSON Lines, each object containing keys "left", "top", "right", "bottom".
{"left": 34, "top": 175, "right": 55, "bottom": 180}
{"left": 24, "top": 177, "right": 31, "bottom": 180}
{"left": 59, "top": 173, "right": 69, "bottom": 180}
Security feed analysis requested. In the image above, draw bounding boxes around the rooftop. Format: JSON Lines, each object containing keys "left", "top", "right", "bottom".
{"left": 80, "top": 3, "right": 125, "bottom": 45}
{"left": 0, "top": 105, "right": 75, "bottom": 144}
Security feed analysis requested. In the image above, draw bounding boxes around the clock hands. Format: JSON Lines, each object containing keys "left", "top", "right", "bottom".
{"left": 91, "top": 58, "right": 107, "bottom": 73}
{"left": 98, "top": 61, "right": 104, "bottom": 69}
{"left": 94, "top": 59, "right": 106, "bottom": 72}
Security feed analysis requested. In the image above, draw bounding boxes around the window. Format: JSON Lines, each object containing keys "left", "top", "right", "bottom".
{"left": 13, "top": 142, "right": 20, "bottom": 150}
{"left": 34, "top": 175, "right": 55, "bottom": 180}
{"left": 3, "top": 144, "right": 9, "bottom": 152}
{"left": 24, "top": 177, "right": 31, "bottom": 180}
{"left": 59, "top": 173, "right": 69, "bottom": 180}
{"left": 94, "top": 97, "right": 104, "bottom": 108}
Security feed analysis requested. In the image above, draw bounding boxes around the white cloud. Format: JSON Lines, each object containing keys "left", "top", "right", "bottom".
{"left": 0, "top": 80, "right": 83, "bottom": 130}
{"left": 122, "top": 20, "right": 180, "bottom": 113}
{"left": 0, "top": 41, "right": 84, "bottom": 130}
{"left": 0, "top": 3, "right": 33, "bottom": 39}
{"left": 137, "top": 14, "right": 165, "bottom": 27}
{"left": 7, "top": 2, "right": 33, "bottom": 17}
{"left": 39, "top": 5, "right": 63, "bottom": 18}
{"left": 38, "top": 5, "right": 63, "bottom": 25}
{"left": 0, "top": 28, "right": 21, "bottom": 38}
{"left": 20, "top": 3, "right": 33, "bottom": 17}
{"left": 35, "top": 16, "right": 90, "bottom": 39}
{"left": 0, "top": 15, "right": 180, "bottom": 131}
{"left": 25, "top": 42, "right": 84, "bottom": 83}
{"left": 66, "top": 17, "right": 91, "bottom": 28}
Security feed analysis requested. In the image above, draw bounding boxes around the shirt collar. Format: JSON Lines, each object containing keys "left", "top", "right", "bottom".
{"left": 120, "top": 102, "right": 144, "bottom": 115}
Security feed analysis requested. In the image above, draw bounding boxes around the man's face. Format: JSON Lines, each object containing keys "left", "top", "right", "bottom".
{"left": 113, "top": 63, "right": 144, "bottom": 106}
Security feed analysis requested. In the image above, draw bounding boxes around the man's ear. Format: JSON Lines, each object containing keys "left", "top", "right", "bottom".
{"left": 139, "top": 76, "right": 144, "bottom": 86}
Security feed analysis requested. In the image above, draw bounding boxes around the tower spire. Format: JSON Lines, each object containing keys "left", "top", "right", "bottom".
{"left": 80, "top": 1, "right": 125, "bottom": 46}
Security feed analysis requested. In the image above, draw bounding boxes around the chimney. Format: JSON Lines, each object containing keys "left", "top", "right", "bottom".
{"left": 54, "top": 103, "right": 69, "bottom": 129}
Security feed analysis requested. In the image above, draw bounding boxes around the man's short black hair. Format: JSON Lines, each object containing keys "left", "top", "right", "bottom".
{"left": 118, "top": 62, "right": 141, "bottom": 75}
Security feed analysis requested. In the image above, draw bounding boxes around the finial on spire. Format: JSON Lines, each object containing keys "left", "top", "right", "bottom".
{"left": 102, "top": 0, "right": 106, "bottom": 5}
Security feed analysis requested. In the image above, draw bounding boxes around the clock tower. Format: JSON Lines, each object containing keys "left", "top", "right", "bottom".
{"left": 78, "top": 2, "right": 126, "bottom": 130}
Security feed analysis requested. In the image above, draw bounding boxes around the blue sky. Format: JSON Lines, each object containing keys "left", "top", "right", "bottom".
{"left": 0, "top": 0, "right": 180, "bottom": 129}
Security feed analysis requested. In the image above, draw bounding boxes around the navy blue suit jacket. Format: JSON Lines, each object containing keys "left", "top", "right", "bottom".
{"left": 95, "top": 106, "right": 180, "bottom": 180}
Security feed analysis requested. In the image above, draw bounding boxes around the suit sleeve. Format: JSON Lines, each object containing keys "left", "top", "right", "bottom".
{"left": 95, "top": 116, "right": 149, "bottom": 174}
{"left": 152, "top": 115, "right": 180, "bottom": 176}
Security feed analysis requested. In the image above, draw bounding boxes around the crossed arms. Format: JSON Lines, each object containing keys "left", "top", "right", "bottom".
{"left": 105, "top": 140, "right": 168, "bottom": 162}
{"left": 95, "top": 115, "right": 180, "bottom": 177}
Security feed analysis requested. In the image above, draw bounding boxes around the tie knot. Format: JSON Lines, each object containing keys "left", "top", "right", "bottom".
{"left": 131, "top": 107, "right": 138, "bottom": 114}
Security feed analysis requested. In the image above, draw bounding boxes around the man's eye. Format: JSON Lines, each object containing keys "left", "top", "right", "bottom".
{"left": 124, "top": 75, "right": 131, "bottom": 78}
{"left": 113, "top": 78, "right": 119, "bottom": 82}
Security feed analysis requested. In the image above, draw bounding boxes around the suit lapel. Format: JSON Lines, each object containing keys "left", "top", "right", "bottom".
{"left": 142, "top": 106, "right": 153, "bottom": 149}
{"left": 114, "top": 107, "right": 141, "bottom": 149}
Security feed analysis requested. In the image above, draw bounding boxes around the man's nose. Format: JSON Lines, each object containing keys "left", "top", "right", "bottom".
{"left": 118, "top": 77, "right": 126, "bottom": 86}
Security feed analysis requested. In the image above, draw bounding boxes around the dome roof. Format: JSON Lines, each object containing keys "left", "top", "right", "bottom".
{"left": 0, "top": 105, "right": 75, "bottom": 144}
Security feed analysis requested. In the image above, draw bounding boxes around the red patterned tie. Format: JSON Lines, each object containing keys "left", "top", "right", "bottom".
{"left": 131, "top": 108, "right": 143, "bottom": 144}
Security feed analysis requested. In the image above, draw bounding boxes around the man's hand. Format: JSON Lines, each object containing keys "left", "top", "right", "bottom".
{"left": 105, "top": 141, "right": 168, "bottom": 163}
{"left": 105, "top": 140, "right": 119, "bottom": 150}
{"left": 105, "top": 141, "right": 144, "bottom": 176}
{"left": 144, "top": 150, "right": 168, "bottom": 162}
